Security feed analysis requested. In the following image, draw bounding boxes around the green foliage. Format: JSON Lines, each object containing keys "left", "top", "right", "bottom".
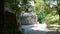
{"left": 22, "top": 0, "right": 28, "bottom": 5}
{"left": 5, "top": 0, "right": 20, "bottom": 14}
{"left": 5, "top": 0, "right": 60, "bottom": 25}
{"left": 35, "top": 0, "right": 59, "bottom": 25}
{"left": 35, "top": 0, "right": 46, "bottom": 23}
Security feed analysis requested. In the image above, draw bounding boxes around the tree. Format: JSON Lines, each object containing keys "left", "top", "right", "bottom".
{"left": 35, "top": 0, "right": 60, "bottom": 25}
{"left": 35, "top": 0, "right": 46, "bottom": 23}
{"left": 4, "top": 0, "right": 20, "bottom": 14}
{"left": 4, "top": 0, "right": 24, "bottom": 34}
{"left": 57, "top": 0, "right": 60, "bottom": 24}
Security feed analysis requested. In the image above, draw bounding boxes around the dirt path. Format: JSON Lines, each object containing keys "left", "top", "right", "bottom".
{"left": 19, "top": 24, "right": 60, "bottom": 34}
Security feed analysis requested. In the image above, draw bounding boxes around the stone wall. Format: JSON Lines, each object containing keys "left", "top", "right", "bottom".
{"left": 18, "top": 0, "right": 38, "bottom": 25}
{"left": 20, "top": 12, "right": 37, "bottom": 25}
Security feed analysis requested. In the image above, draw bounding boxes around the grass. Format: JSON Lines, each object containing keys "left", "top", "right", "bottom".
{"left": 47, "top": 24, "right": 60, "bottom": 30}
